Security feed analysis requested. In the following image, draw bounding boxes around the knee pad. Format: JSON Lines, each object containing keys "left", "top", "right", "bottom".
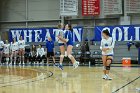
{"left": 106, "top": 66, "right": 110, "bottom": 70}
{"left": 60, "top": 55, "right": 64, "bottom": 58}
{"left": 68, "top": 55, "right": 72, "bottom": 59}
{"left": 103, "top": 66, "right": 106, "bottom": 70}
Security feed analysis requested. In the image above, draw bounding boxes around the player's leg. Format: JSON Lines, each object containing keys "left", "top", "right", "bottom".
{"left": 59, "top": 45, "right": 65, "bottom": 65}
{"left": 22, "top": 49, "right": 25, "bottom": 64}
{"left": 47, "top": 57, "right": 49, "bottom": 65}
{"left": 25, "top": 52, "right": 29, "bottom": 64}
{"left": 0, "top": 50, "right": 3, "bottom": 64}
{"left": 28, "top": 54, "right": 32, "bottom": 64}
{"left": 40, "top": 55, "right": 45, "bottom": 64}
{"left": 102, "top": 55, "right": 107, "bottom": 79}
{"left": 67, "top": 45, "right": 79, "bottom": 69}
{"left": 36, "top": 55, "right": 40, "bottom": 64}
{"left": 10, "top": 52, "right": 13, "bottom": 64}
{"left": 58, "top": 45, "right": 65, "bottom": 70}
{"left": 13, "top": 51, "right": 17, "bottom": 65}
{"left": 5, "top": 53, "right": 9, "bottom": 65}
{"left": 15, "top": 51, "right": 18, "bottom": 65}
{"left": 19, "top": 49, "right": 22, "bottom": 64}
{"left": 52, "top": 56, "right": 56, "bottom": 64}
{"left": 32, "top": 55, "right": 36, "bottom": 64}
{"left": 3, "top": 53, "right": 6, "bottom": 64}
{"left": 38, "top": 55, "right": 42, "bottom": 64}
{"left": 106, "top": 56, "right": 113, "bottom": 80}
{"left": 51, "top": 52, "right": 56, "bottom": 66}
{"left": 47, "top": 52, "right": 50, "bottom": 65}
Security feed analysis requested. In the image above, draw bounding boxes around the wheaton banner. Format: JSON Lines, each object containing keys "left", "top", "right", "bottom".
{"left": 9, "top": 27, "right": 83, "bottom": 42}
{"left": 9, "top": 25, "right": 140, "bottom": 42}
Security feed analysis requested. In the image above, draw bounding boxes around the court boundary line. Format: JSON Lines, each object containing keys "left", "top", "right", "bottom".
{"left": 112, "top": 75, "right": 140, "bottom": 93}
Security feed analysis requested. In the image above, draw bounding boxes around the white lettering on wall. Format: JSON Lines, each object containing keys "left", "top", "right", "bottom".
{"left": 44, "top": 29, "right": 51, "bottom": 42}
{"left": 134, "top": 27, "right": 140, "bottom": 41}
{"left": 73, "top": 28, "right": 82, "bottom": 42}
{"left": 34, "top": 30, "right": 42, "bottom": 42}
{"left": 23, "top": 30, "right": 32, "bottom": 42}
{"left": 11, "top": 30, "right": 22, "bottom": 41}
{"left": 123, "top": 27, "right": 132, "bottom": 41}
{"left": 112, "top": 27, "right": 122, "bottom": 41}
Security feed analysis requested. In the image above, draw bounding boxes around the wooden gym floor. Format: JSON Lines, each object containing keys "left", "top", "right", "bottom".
{"left": 0, "top": 64, "right": 139, "bottom": 93}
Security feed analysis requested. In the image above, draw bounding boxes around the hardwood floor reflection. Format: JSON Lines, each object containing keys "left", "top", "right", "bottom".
{"left": 0, "top": 65, "right": 139, "bottom": 93}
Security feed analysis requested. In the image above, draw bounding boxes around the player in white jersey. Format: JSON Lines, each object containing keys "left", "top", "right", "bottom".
{"left": 3, "top": 40, "right": 10, "bottom": 64}
{"left": 0, "top": 36, "right": 4, "bottom": 64}
{"left": 10, "top": 38, "right": 19, "bottom": 65}
{"left": 56, "top": 23, "right": 65, "bottom": 70}
{"left": 18, "top": 36, "right": 25, "bottom": 65}
{"left": 36, "top": 44, "right": 45, "bottom": 64}
{"left": 100, "top": 29, "right": 115, "bottom": 80}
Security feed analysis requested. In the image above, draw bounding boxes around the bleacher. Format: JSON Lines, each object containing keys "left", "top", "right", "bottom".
{"left": 24, "top": 41, "right": 138, "bottom": 65}
{"left": 2, "top": 41, "right": 138, "bottom": 65}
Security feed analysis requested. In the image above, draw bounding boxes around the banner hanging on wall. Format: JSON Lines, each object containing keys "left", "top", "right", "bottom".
{"left": 9, "top": 25, "right": 140, "bottom": 42}
{"left": 94, "top": 25, "right": 140, "bottom": 41}
{"left": 9, "top": 27, "right": 83, "bottom": 42}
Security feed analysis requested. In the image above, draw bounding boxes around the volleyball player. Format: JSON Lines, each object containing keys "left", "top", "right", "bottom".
{"left": 100, "top": 29, "right": 115, "bottom": 80}
{"left": 0, "top": 37, "right": 4, "bottom": 64}
{"left": 18, "top": 36, "right": 25, "bottom": 65}
{"left": 57, "top": 24, "right": 79, "bottom": 70}
{"left": 3, "top": 40, "right": 10, "bottom": 64}
{"left": 10, "top": 38, "right": 19, "bottom": 65}
{"left": 56, "top": 23, "right": 65, "bottom": 70}
{"left": 36, "top": 44, "right": 45, "bottom": 64}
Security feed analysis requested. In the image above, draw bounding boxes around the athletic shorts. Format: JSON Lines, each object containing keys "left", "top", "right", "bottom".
{"left": 4, "top": 52, "right": 10, "bottom": 54}
{"left": 0, "top": 48, "right": 3, "bottom": 51}
{"left": 66, "top": 42, "right": 73, "bottom": 46}
{"left": 19, "top": 48, "right": 25, "bottom": 51}
{"left": 59, "top": 43, "right": 65, "bottom": 46}
{"left": 102, "top": 54, "right": 113, "bottom": 60}
{"left": 12, "top": 50, "right": 18, "bottom": 52}
{"left": 106, "top": 54, "right": 113, "bottom": 57}
{"left": 47, "top": 52, "right": 54, "bottom": 57}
